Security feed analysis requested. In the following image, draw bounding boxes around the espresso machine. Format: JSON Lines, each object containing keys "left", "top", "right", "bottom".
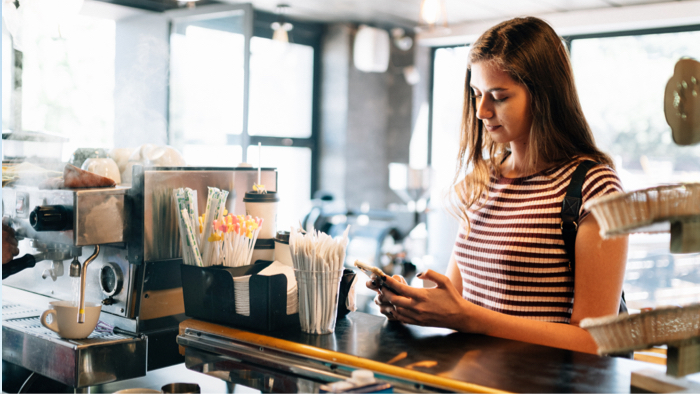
{"left": 2, "top": 165, "right": 277, "bottom": 390}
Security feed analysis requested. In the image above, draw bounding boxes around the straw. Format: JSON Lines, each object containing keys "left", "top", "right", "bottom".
{"left": 289, "top": 225, "right": 350, "bottom": 334}
{"left": 181, "top": 209, "right": 203, "bottom": 267}
{"left": 201, "top": 188, "right": 229, "bottom": 266}
{"left": 258, "top": 142, "right": 262, "bottom": 190}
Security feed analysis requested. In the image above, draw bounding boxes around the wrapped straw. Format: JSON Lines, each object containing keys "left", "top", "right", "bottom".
{"left": 289, "top": 226, "right": 350, "bottom": 334}
{"left": 200, "top": 187, "right": 229, "bottom": 266}
{"left": 180, "top": 209, "right": 203, "bottom": 267}
{"left": 174, "top": 188, "right": 202, "bottom": 266}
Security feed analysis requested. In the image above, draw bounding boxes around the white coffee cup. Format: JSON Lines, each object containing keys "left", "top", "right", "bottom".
{"left": 40, "top": 300, "right": 102, "bottom": 339}
{"left": 81, "top": 157, "right": 121, "bottom": 184}
{"left": 244, "top": 191, "right": 279, "bottom": 240}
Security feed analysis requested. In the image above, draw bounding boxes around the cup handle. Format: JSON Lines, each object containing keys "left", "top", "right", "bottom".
{"left": 40, "top": 309, "right": 59, "bottom": 333}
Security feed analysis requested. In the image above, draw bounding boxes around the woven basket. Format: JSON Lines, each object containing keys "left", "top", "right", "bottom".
{"left": 584, "top": 183, "right": 700, "bottom": 237}
{"left": 581, "top": 304, "right": 700, "bottom": 355}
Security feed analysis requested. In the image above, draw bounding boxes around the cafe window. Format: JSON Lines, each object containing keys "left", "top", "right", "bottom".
{"left": 2, "top": 21, "right": 12, "bottom": 131}
{"left": 1, "top": 11, "right": 115, "bottom": 160}
{"left": 427, "top": 45, "right": 469, "bottom": 272}
{"left": 169, "top": 7, "right": 321, "bottom": 230}
{"left": 569, "top": 27, "right": 700, "bottom": 310}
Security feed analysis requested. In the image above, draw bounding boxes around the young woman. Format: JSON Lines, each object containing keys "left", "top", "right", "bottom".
{"left": 369, "top": 17, "right": 628, "bottom": 354}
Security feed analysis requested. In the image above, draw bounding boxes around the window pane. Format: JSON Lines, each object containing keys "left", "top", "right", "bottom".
{"left": 248, "top": 37, "right": 313, "bottom": 138}
{"left": 571, "top": 31, "right": 700, "bottom": 309}
{"left": 20, "top": 15, "right": 115, "bottom": 160}
{"left": 2, "top": 21, "right": 12, "bottom": 130}
{"left": 431, "top": 47, "right": 469, "bottom": 197}
{"left": 182, "top": 144, "right": 242, "bottom": 167}
{"left": 246, "top": 145, "right": 312, "bottom": 232}
{"left": 170, "top": 13, "right": 245, "bottom": 153}
{"left": 427, "top": 46, "right": 469, "bottom": 273}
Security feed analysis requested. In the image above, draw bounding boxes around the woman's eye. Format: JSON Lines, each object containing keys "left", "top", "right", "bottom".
{"left": 493, "top": 97, "right": 507, "bottom": 103}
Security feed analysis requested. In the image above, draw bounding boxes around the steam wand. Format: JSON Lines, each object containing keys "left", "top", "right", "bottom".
{"left": 77, "top": 245, "right": 100, "bottom": 324}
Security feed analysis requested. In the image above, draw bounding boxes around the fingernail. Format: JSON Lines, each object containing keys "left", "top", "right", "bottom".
{"left": 388, "top": 310, "right": 394, "bottom": 318}
{"left": 371, "top": 279, "right": 378, "bottom": 287}
{"left": 417, "top": 271, "right": 425, "bottom": 278}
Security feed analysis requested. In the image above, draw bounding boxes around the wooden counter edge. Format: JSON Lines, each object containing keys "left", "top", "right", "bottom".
{"left": 179, "top": 319, "right": 508, "bottom": 394}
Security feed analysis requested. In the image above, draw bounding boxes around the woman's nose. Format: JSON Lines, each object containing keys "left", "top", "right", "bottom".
{"left": 475, "top": 98, "right": 493, "bottom": 120}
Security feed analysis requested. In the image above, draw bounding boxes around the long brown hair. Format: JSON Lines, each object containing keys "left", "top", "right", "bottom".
{"left": 449, "top": 16, "right": 613, "bottom": 225}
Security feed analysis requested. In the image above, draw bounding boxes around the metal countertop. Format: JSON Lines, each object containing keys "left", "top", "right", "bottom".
{"left": 178, "top": 312, "right": 645, "bottom": 393}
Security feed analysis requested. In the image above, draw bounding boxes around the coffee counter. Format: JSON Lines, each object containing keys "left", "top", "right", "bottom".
{"left": 177, "top": 312, "right": 647, "bottom": 393}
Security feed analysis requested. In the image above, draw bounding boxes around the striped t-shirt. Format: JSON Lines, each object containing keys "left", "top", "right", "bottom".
{"left": 454, "top": 160, "right": 623, "bottom": 323}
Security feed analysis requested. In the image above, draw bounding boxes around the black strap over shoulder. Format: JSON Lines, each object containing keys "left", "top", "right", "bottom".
{"left": 561, "top": 160, "right": 598, "bottom": 269}
{"left": 561, "top": 160, "right": 630, "bottom": 328}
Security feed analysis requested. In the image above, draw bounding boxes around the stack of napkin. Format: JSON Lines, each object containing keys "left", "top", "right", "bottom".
{"left": 233, "top": 261, "right": 298, "bottom": 316}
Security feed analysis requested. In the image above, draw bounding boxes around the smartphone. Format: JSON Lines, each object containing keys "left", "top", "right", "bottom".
{"left": 353, "top": 260, "right": 401, "bottom": 295}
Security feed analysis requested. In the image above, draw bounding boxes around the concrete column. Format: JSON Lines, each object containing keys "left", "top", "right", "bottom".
{"left": 319, "top": 23, "right": 415, "bottom": 210}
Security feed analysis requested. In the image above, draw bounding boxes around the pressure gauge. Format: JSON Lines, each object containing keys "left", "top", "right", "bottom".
{"left": 99, "top": 263, "right": 123, "bottom": 297}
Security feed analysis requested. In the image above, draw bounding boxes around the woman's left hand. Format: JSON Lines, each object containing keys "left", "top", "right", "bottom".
{"left": 381, "top": 269, "right": 473, "bottom": 331}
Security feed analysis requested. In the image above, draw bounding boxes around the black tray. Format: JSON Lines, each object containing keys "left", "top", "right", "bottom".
{"left": 181, "top": 261, "right": 300, "bottom": 332}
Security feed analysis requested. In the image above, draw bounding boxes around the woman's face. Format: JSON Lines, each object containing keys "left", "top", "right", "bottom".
{"left": 470, "top": 61, "right": 532, "bottom": 147}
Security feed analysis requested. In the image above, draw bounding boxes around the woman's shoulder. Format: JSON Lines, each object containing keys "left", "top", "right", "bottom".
{"left": 579, "top": 160, "right": 624, "bottom": 201}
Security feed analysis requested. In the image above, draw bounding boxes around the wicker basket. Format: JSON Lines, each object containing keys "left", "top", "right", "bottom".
{"left": 580, "top": 304, "right": 700, "bottom": 355}
{"left": 584, "top": 183, "right": 700, "bottom": 237}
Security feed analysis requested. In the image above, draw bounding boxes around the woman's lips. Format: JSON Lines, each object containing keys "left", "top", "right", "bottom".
{"left": 484, "top": 124, "right": 501, "bottom": 132}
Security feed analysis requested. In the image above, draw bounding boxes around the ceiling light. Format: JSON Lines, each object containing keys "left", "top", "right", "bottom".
{"left": 418, "top": 0, "right": 448, "bottom": 31}
{"left": 271, "top": 4, "right": 293, "bottom": 43}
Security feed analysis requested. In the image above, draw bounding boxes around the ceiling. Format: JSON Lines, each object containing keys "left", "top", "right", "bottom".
{"left": 96, "top": 0, "right": 699, "bottom": 29}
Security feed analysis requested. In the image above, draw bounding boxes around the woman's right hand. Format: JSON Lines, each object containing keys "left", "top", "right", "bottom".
{"left": 366, "top": 274, "right": 407, "bottom": 320}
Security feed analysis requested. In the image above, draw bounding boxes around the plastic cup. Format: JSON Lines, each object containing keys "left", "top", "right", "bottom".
{"left": 293, "top": 269, "right": 344, "bottom": 335}
{"left": 244, "top": 191, "right": 279, "bottom": 239}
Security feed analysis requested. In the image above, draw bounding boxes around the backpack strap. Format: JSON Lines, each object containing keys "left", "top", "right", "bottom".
{"left": 561, "top": 160, "right": 598, "bottom": 272}
{"left": 562, "top": 160, "right": 631, "bottom": 358}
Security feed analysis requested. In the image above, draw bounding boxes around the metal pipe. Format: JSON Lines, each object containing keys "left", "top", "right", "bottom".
{"left": 78, "top": 245, "right": 100, "bottom": 324}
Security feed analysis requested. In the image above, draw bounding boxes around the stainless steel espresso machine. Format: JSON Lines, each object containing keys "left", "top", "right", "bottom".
{"left": 2, "top": 165, "right": 277, "bottom": 390}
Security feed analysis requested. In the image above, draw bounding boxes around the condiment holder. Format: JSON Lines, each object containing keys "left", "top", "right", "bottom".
{"left": 181, "top": 260, "right": 299, "bottom": 332}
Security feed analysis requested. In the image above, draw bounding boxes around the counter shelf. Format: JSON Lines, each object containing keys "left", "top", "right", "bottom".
{"left": 177, "top": 313, "right": 648, "bottom": 393}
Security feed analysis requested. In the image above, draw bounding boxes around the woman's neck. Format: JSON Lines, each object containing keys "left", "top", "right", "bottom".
{"left": 500, "top": 146, "right": 548, "bottom": 178}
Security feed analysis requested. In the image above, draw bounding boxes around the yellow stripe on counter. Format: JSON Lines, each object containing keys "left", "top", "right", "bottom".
{"left": 180, "top": 319, "right": 507, "bottom": 393}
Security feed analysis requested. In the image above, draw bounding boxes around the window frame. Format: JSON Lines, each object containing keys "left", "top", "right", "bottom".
{"left": 166, "top": 6, "right": 322, "bottom": 198}
{"left": 249, "top": 10, "right": 323, "bottom": 196}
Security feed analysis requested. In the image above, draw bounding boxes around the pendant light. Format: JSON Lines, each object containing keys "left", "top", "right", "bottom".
{"left": 271, "top": 4, "right": 293, "bottom": 43}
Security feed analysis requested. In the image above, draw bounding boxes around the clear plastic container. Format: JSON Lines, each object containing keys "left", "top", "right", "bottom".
{"left": 293, "top": 268, "right": 344, "bottom": 334}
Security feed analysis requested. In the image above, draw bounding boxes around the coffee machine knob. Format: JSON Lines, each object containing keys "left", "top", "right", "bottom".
{"left": 29, "top": 205, "right": 73, "bottom": 232}
{"left": 100, "top": 263, "right": 123, "bottom": 297}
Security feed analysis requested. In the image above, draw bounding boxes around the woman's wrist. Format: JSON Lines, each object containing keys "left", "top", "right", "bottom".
{"left": 452, "top": 299, "right": 492, "bottom": 335}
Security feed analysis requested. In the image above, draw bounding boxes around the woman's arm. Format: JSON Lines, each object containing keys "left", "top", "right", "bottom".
{"left": 445, "top": 254, "right": 463, "bottom": 294}
{"left": 382, "top": 215, "right": 628, "bottom": 354}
